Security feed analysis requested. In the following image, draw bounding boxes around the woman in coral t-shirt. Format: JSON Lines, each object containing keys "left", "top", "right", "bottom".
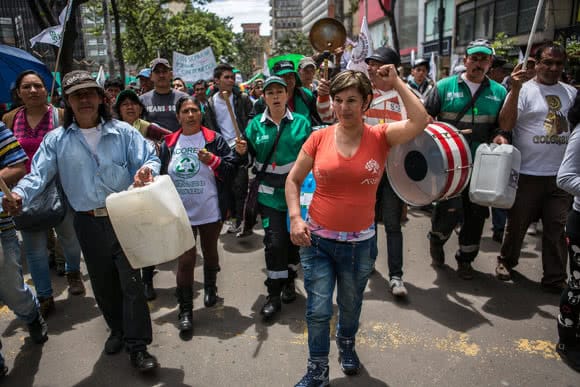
{"left": 286, "top": 68, "right": 428, "bottom": 385}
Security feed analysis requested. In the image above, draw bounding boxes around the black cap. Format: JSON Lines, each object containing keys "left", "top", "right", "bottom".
{"left": 365, "top": 46, "right": 400, "bottom": 67}
{"left": 272, "top": 60, "right": 302, "bottom": 87}
{"left": 412, "top": 58, "right": 430, "bottom": 71}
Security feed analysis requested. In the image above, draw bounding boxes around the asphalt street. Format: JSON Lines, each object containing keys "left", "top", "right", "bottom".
{"left": 0, "top": 208, "right": 578, "bottom": 386}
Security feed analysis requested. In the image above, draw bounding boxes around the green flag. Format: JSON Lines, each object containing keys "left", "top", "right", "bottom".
{"left": 267, "top": 54, "right": 305, "bottom": 74}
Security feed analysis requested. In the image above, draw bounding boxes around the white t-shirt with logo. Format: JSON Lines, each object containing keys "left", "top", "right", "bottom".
{"left": 168, "top": 132, "right": 220, "bottom": 225}
{"left": 512, "top": 79, "right": 577, "bottom": 176}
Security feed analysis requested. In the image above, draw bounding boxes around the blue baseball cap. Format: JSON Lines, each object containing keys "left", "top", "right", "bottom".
{"left": 137, "top": 68, "right": 151, "bottom": 78}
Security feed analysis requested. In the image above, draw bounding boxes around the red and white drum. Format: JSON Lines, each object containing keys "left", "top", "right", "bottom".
{"left": 386, "top": 121, "right": 472, "bottom": 206}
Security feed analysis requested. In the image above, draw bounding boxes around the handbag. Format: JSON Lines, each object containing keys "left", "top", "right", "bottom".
{"left": 241, "top": 126, "right": 285, "bottom": 229}
{"left": 13, "top": 176, "right": 67, "bottom": 232}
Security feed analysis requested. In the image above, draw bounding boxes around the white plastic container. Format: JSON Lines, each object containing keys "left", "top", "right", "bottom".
{"left": 469, "top": 143, "right": 521, "bottom": 209}
{"left": 106, "top": 175, "right": 195, "bottom": 269}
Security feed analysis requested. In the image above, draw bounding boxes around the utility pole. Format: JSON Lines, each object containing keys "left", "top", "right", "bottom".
{"left": 437, "top": 0, "right": 445, "bottom": 78}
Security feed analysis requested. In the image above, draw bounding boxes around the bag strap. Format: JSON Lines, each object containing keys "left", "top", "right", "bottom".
{"left": 257, "top": 124, "right": 285, "bottom": 176}
{"left": 452, "top": 78, "right": 487, "bottom": 126}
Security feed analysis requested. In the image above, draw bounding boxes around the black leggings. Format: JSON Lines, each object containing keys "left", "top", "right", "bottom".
{"left": 558, "top": 209, "right": 580, "bottom": 345}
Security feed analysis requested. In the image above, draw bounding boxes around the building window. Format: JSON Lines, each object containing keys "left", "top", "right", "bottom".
{"left": 517, "top": 0, "right": 545, "bottom": 34}
{"left": 0, "top": 17, "right": 15, "bottom": 46}
{"left": 457, "top": 0, "right": 544, "bottom": 46}
{"left": 457, "top": 1, "right": 475, "bottom": 46}
{"left": 425, "top": 0, "right": 455, "bottom": 43}
{"left": 494, "top": 0, "right": 517, "bottom": 36}
{"left": 475, "top": 1, "right": 494, "bottom": 39}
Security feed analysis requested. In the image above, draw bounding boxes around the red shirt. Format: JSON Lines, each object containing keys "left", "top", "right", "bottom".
{"left": 302, "top": 123, "right": 389, "bottom": 232}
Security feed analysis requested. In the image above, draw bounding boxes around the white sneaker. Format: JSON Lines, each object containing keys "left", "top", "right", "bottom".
{"left": 389, "top": 277, "right": 408, "bottom": 297}
{"left": 227, "top": 223, "right": 241, "bottom": 234}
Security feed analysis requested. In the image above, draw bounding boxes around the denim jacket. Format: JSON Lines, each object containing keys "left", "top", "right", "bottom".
{"left": 13, "top": 119, "right": 161, "bottom": 211}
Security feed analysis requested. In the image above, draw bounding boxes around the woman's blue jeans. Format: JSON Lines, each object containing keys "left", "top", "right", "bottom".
{"left": 21, "top": 210, "right": 81, "bottom": 298}
{"left": 300, "top": 233, "right": 376, "bottom": 358}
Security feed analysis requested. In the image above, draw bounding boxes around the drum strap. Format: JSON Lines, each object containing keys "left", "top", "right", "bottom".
{"left": 452, "top": 80, "right": 487, "bottom": 126}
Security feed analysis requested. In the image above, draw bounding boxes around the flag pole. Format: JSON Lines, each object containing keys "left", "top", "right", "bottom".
{"left": 50, "top": 0, "right": 73, "bottom": 101}
{"left": 522, "top": 0, "right": 544, "bottom": 71}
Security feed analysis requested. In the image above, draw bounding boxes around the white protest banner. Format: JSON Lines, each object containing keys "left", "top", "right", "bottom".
{"left": 173, "top": 47, "right": 217, "bottom": 83}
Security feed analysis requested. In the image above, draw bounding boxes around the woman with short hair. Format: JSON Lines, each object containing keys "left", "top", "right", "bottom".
{"left": 286, "top": 68, "right": 428, "bottom": 385}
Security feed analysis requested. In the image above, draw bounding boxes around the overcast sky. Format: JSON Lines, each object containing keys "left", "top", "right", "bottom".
{"left": 203, "top": 0, "right": 272, "bottom": 36}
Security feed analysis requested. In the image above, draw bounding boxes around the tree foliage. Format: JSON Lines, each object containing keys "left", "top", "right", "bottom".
{"left": 119, "top": 0, "right": 234, "bottom": 67}
{"left": 230, "top": 33, "right": 265, "bottom": 79}
{"left": 491, "top": 32, "right": 516, "bottom": 59}
{"left": 272, "top": 31, "right": 313, "bottom": 57}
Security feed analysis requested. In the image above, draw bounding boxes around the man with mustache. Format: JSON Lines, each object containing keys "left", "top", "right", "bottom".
{"left": 496, "top": 42, "right": 577, "bottom": 292}
{"left": 424, "top": 39, "right": 508, "bottom": 279}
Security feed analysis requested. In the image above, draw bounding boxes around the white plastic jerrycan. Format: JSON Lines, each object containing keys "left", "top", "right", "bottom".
{"left": 469, "top": 143, "right": 521, "bottom": 209}
{"left": 106, "top": 175, "right": 195, "bottom": 269}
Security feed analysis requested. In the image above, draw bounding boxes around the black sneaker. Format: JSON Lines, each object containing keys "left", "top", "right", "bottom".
{"left": 556, "top": 342, "right": 580, "bottom": 372}
{"left": 38, "top": 296, "right": 55, "bottom": 319}
{"left": 457, "top": 262, "right": 474, "bottom": 280}
{"left": 281, "top": 280, "right": 297, "bottom": 304}
{"left": 295, "top": 358, "right": 330, "bottom": 387}
{"left": 28, "top": 313, "right": 48, "bottom": 344}
{"left": 104, "top": 333, "right": 124, "bottom": 354}
{"left": 336, "top": 336, "right": 360, "bottom": 375}
{"left": 130, "top": 350, "right": 159, "bottom": 372}
{"left": 260, "top": 296, "right": 281, "bottom": 320}
{"left": 429, "top": 239, "right": 445, "bottom": 267}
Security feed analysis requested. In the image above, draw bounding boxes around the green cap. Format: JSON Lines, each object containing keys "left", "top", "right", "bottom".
{"left": 263, "top": 76, "right": 287, "bottom": 91}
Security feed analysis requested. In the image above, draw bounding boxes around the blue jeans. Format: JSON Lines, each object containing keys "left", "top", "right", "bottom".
{"left": 0, "top": 226, "right": 40, "bottom": 370}
{"left": 492, "top": 207, "right": 507, "bottom": 233}
{"left": 301, "top": 234, "right": 376, "bottom": 358}
{"left": 21, "top": 211, "right": 81, "bottom": 298}
{"left": 0, "top": 227, "right": 39, "bottom": 323}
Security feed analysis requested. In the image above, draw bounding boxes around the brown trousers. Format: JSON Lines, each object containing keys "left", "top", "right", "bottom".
{"left": 499, "top": 174, "right": 572, "bottom": 285}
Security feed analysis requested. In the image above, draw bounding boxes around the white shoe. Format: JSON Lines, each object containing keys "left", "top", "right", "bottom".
{"left": 227, "top": 223, "right": 241, "bottom": 234}
{"left": 389, "top": 277, "right": 408, "bottom": 297}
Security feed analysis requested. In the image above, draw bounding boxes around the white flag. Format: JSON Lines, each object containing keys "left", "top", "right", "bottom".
{"left": 30, "top": 25, "right": 63, "bottom": 48}
{"left": 262, "top": 52, "right": 270, "bottom": 77}
{"left": 347, "top": 16, "right": 373, "bottom": 76}
{"left": 428, "top": 52, "right": 437, "bottom": 82}
{"left": 96, "top": 66, "right": 106, "bottom": 87}
{"left": 29, "top": 1, "right": 73, "bottom": 48}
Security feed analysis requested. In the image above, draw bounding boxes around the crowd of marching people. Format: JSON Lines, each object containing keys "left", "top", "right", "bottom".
{"left": 0, "top": 36, "right": 579, "bottom": 385}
